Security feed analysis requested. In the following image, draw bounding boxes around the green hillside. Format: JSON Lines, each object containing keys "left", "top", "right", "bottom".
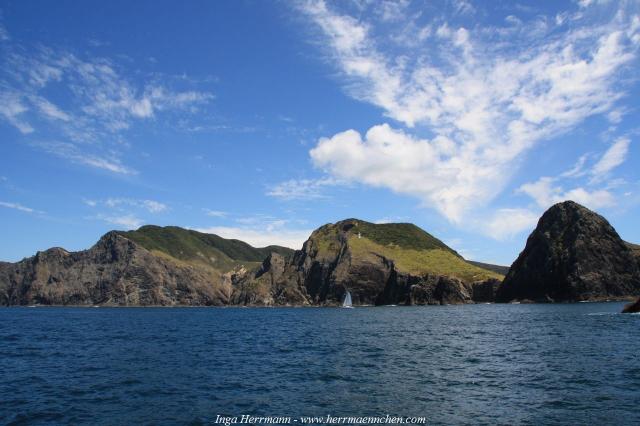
{"left": 311, "top": 219, "right": 503, "bottom": 282}
{"left": 467, "top": 260, "right": 509, "bottom": 276}
{"left": 118, "top": 225, "right": 293, "bottom": 272}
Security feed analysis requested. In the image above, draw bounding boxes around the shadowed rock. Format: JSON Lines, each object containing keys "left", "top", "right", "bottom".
{"left": 496, "top": 201, "right": 640, "bottom": 303}
{"left": 0, "top": 232, "right": 232, "bottom": 306}
{"left": 274, "top": 219, "right": 503, "bottom": 306}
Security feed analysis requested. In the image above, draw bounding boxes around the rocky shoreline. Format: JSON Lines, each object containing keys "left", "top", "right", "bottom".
{"left": 1, "top": 201, "right": 639, "bottom": 308}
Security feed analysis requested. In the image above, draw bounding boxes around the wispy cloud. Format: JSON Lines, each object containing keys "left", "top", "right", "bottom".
{"left": 484, "top": 208, "right": 539, "bottom": 241}
{"left": 86, "top": 197, "right": 167, "bottom": 229}
{"left": 519, "top": 177, "right": 616, "bottom": 210}
{"left": 203, "top": 209, "right": 228, "bottom": 218}
{"left": 518, "top": 136, "right": 632, "bottom": 211}
{"left": 0, "top": 201, "right": 42, "bottom": 214}
{"left": 97, "top": 214, "right": 143, "bottom": 230}
{"left": 0, "top": 92, "right": 33, "bottom": 134}
{"left": 301, "top": 0, "right": 639, "bottom": 223}
{"left": 194, "top": 224, "right": 311, "bottom": 249}
{"left": 267, "top": 177, "right": 340, "bottom": 200}
{"left": 35, "top": 141, "right": 136, "bottom": 175}
{"left": 195, "top": 214, "right": 312, "bottom": 249}
{"left": 0, "top": 33, "right": 213, "bottom": 174}
{"left": 90, "top": 197, "right": 168, "bottom": 213}
{"left": 591, "top": 137, "right": 630, "bottom": 181}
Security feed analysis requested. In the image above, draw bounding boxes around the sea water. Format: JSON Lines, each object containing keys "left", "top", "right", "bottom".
{"left": 1, "top": 303, "right": 639, "bottom": 425}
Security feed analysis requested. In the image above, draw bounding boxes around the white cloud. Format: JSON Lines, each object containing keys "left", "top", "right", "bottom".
{"left": 591, "top": 137, "right": 630, "bottom": 180}
{"left": 561, "top": 154, "right": 589, "bottom": 178}
{"left": 0, "top": 201, "right": 41, "bottom": 214}
{"left": 311, "top": 123, "right": 504, "bottom": 222}
{"left": 376, "top": 0, "right": 410, "bottom": 22}
{"left": 204, "top": 209, "right": 228, "bottom": 217}
{"left": 0, "top": 93, "right": 33, "bottom": 134}
{"left": 195, "top": 215, "right": 312, "bottom": 249}
{"left": 301, "top": 1, "right": 639, "bottom": 223}
{"left": 99, "top": 214, "right": 143, "bottom": 230}
{"left": 519, "top": 177, "right": 616, "bottom": 210}
{"left": 141, "top": 200, "right": 167, "bottom": 213}
{"left": 32, "top": 97, "right": 70, "bottom": 122}
{"left": 607, "top": 108, "right": 625, "bottom": 124}
{"left": 103, "top": 198, "right": 167, "bottom": 213}
{"left": 0, "top": 39, "right": 213, "bottom": 173}
{"left": 485, "top": 208, "right": 539, "bottom": 240}
{"left": 36, "top": 142, "right": 136, "bottom": 175}
{"left": 452, "top": 0, "right": 475, "bottom": 16}
{"left": 89, "top": 198, "right": 166, "bottom": 229}
{"left": 266, "top": 177, "right": 339, "bottom": 200}
{"left": 518, "top": 134, "right": 631, "bottom": 211}
{"left": 194, "top": 225, "right": 311, "bottom": 250}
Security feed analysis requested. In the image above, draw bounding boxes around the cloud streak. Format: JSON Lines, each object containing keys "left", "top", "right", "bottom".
{"left": 266, "top": 177, "right": 340, "bottom": 200}
{"left": 301, "top": 0, "right": 639, "bottom": 224}
{"left": 0, "top": 34, "right": 213, "bottom": 174}
{"left": 0, "top": 201, "right": 42, "bottom": 214}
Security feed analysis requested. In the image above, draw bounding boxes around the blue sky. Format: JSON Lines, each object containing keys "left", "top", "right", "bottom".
{"left": 1, "top": 0, "right": 639, "bottom": 265}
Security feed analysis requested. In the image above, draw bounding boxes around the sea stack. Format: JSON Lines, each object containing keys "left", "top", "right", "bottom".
{"left": 496, "top": 201, "right": 640, "bottom": 303}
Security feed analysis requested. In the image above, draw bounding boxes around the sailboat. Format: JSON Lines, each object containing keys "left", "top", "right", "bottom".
{"left": 342, "top": 290, "right": 353, "bottom": 308}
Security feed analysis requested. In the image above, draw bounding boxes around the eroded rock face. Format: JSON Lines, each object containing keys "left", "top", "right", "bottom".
{"left": 496, "top": 201, "right": 640, "bottom": 303}
{"left": 0, "top": 232, "right": 231, "bottom": 306}
{"left": 0, "top": 220, "right": 506, "bottom": 307}
{"left": 471, "top": 278, "right": 502, "bottom": 303}
{"left": 276, "top": 220, "right": 494, "bottom": 306}
{"left": 230, "top": 253, "right": 310, "bottom": 306}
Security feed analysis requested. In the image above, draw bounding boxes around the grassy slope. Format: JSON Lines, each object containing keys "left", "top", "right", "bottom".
{"left": 349, "top": 236, "right": 502, "bottom": 282}
{"left": 467, "top": 261, "right": 509, "bottom": 276}
{"left": 118, "top": 225, "right": 294, "bottom": 272}
{"left": 312, "top": 219, "right": 503, "bottom": 282}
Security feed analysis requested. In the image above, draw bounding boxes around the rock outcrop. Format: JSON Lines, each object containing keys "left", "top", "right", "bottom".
{"left": 230, "top": 253, "right": 310, "bottom": 306}
{"left": 0, "top": 232, "right": 232, "bottom": 306}
{"left": 278, "top": 219, "right": 503, "bottom": 306}
{"left": 0, "top": 221, "right": 506, "bottom": 307}
{"left": 496, "top": 201, "right": 640, "bottom": 303}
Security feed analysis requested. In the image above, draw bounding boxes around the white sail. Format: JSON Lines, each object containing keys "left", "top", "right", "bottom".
{"left": 343, "top": 290, "right": 352, "bottom": 308}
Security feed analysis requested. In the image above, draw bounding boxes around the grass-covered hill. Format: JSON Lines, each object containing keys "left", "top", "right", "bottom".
{"left": 118, "top": 225, "right": 293, "bottom": 272}
{"left": 308, "top": 219, "right": 504, "bottom": 283}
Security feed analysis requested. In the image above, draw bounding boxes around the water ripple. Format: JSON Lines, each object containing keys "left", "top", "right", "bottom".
{"left": 0, "top": 303, "right": 639, "bottom": 425}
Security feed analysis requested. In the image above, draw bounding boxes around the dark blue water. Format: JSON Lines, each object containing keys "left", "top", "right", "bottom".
{"left": 1, "top": 303, "right": 639, "bottom": 425}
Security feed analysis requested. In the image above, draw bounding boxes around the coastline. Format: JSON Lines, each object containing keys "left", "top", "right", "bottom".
{"left": 5, "top": 297, "right": 637, "bottom": 309}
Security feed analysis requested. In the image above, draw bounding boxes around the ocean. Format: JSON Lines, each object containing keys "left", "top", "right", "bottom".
{"left": 1, "top": 303, "right": 638, "bottom": 425}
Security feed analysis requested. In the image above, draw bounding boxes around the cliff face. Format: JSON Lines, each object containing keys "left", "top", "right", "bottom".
{"left": 0, "top": 221, "right": 505, "bottom": 307}
{"left": 0, "top": 232, "right": 232, "bottom": 306}
{"left": 230, "top": 253, "right": 310, "bottom": 306}
{"left": 279, "top": 219, "right": 503, "bottom": 306}
{"left": 496, "top": 201, "right": 640, "bottom": 302}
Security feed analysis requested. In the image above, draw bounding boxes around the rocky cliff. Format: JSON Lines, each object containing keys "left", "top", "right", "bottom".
{"left": 264, "top": 219, "right": 503, "bottom": 306}
{"left": 0, "top": 221, "right": 505, "bottom": 307}
{"left": 496, "top": 201, "right": 640, "bottom": 303}
{"left": 0, "top": 227, "right": 294, "bottom": 306}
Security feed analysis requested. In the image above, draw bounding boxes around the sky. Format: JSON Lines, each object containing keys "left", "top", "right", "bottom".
{"left": 1, "top": 0, "right": 639, "bottom": 265}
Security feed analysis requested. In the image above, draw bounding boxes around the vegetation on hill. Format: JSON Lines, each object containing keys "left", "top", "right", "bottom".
{"left": 348, "top": 235, "right": 502, "bottom": 283}
{"left": 308, "top": 219, "right": 503, "bottom": 282}
{"left": 118, "top": 225, "right": 293, "bottom": 272}
{"left": 467, "top": 261, "right": 509, "bottom": 276}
